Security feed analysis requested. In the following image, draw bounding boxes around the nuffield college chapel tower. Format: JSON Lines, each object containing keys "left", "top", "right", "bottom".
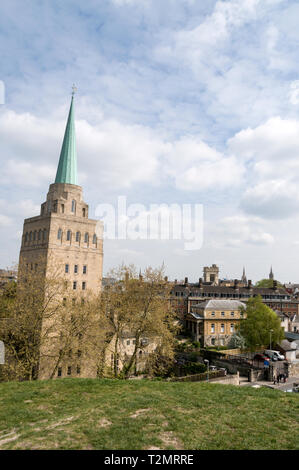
{"left": 18, "top": 93, "right": 104, "bottom": 378}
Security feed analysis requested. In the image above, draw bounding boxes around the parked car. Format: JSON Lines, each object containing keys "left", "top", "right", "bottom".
{"left": 253, "top": 353, "right": 268, "bottom": 362}
{"left": 264, "top": 350, "right": 285, "bottom": 361}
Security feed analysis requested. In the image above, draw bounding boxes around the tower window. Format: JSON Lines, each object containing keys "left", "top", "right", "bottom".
{"left": 73, "top": 281, "right": 77, "bottom": 290}
{"left": 71, "top": 200, "right": 76, "bottom": 213}
{"left": 38, "top": 229, "right": 42, "bottom": 240}
{"left": 61, "top": 204, "right": 64, "bottom": 214}
{"left": 82, "top": 208, "right": 86, "bottom": 217}
{"left": 84, "top": 233, "right": 89, "bottom": 243}
{"left": 83, "top": 265, "right": 87, "bottom": 274}
{"left": 65, "top": 264, "right": 69, "bottom": 273}
{"left": 57, "top": 228, "right": 62, "bottom": 240}
{"left": 74, "top": 265, "right": 78, "bottom": 274}
{"left": 93, "top": 234, "right": 97, "bottom": 244}
{"left": 67, "top": 230, "right": 71, "bottom": 241}
{"left": 76, "top": 231, "right": 80, "bottom": 242}
{"left": 82, "top": 282, "right": 86, "bottom": 290}
{"left": 25, "top": 233, "right": 28, "bottom": 243}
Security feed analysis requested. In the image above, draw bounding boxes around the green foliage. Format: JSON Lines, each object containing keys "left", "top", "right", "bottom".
{"left": 181, "top": 362, "right": 206, "bottom": 375}
{"left": 228, "top": 332, "right": 246, "bottom": 350}
{"left": 237, "top": 296, "right": 284, "bottom": 351}
{"left": 255, "top": 279, "right": 282, "bottom": 288}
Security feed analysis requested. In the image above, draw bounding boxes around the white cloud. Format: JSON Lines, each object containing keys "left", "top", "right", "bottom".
{"left": 209, "top": 214, "right": 274, "bottom": 248}
{"left": 240, "top": 180, "right": 299, "bottom": 219}
{"left": 164, "top": 137, "right": 244, "bottom": 191}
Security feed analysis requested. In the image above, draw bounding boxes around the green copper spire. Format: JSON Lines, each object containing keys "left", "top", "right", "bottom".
{"left": 55, "top": 93, "right": 78, "bottom": 185}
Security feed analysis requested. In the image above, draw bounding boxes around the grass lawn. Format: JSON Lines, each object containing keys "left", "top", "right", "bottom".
{"left": 0, "top": 378, "right": 298, "bottom": 450}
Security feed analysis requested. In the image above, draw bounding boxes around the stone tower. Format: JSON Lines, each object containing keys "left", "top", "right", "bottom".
{"left": 203, "top": 264, "right": 219, "bottom": 285}
{"left": 18, "top": 93, "right": 103, "bottom": 303}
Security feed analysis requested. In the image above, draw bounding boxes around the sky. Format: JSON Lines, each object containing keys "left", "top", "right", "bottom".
{"left": 1, "top": 0, "right": 299, "bottom": 283}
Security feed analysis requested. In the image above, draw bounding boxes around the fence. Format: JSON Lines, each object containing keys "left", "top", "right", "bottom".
{"left": 168, "top": 369, "right": 226, "bottom": 383}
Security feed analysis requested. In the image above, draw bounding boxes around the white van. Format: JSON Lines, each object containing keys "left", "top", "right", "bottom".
{"left": 264, "top": 350, "right": 285, "bottom": 361}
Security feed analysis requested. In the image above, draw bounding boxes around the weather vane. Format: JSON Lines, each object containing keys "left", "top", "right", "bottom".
{"left": 72, "top": 84, "right": 77, "bottom": 96}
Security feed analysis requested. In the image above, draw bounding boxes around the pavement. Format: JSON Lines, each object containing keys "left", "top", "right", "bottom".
{"left": 239, "top": 376, "right": 299, "bottom": 392}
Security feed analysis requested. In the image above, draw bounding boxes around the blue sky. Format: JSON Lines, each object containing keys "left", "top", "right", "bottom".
{"left": 1, "top": 0, "right": 299, "bottom": 282}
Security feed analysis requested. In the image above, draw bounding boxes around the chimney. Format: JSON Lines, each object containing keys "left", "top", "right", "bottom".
{"left": 184, "top": 277, "right": 188, "bottom": 285}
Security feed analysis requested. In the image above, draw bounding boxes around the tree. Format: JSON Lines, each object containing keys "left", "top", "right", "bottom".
{"left": 227, "top": 332, "right": 246, "bottom": 350}
{"left": 97, "top": 264, "right": 178, "bottom": 378}
{"left": 0, "top": 255, "right": 107, "bottom": 381}
{"left": 237, "top": 296, "right": 284, "bottom": 352}
{"left": 255, "top": 279, "right": 282, "bottom": 288}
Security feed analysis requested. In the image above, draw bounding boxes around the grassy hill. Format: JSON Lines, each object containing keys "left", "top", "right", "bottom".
{"left": 0, "top": 378, "right": 298, "bottom": 450}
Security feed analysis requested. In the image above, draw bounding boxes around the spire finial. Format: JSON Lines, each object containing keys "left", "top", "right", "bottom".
{"left": 72, "top": 84, "right": 77, "bottom": 97}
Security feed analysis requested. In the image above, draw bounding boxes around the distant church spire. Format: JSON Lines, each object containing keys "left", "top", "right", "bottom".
{"left": 269, "top": 266, "right": 274, "bottom": 280}
{"left": 55, "top": 89, "right": 78, "bottom": 185}
{"left": 241, "top": 266, "right": 247, "bottom": 284}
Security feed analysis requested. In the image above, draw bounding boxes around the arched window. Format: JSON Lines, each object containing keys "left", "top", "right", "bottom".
{"left": 67, "top": 230, "right": 71, "bottom": 241}
{"left": 33, "top": 230, "right": 37, "bottom": 241}
{"left": 71, "top": 200, "right": 76, "bottom": 213}
{"left": 76, "top": 231, "right": 80, "bottom": 242}
{"left": 84, "top": 232, "right": 89, "bottom": 243}
{"left": 57, "top": 228, "right": 62, "bottom": 240}
{"left": 38, "top": 229, "right": 42, "bottom": 241}
{"left": 93, "top": 234, "right": 97, "bottom": 244}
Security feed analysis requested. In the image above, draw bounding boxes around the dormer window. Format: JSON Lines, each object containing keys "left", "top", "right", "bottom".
{"left": 71, "top": 200, "right": 76, "bottom": 213}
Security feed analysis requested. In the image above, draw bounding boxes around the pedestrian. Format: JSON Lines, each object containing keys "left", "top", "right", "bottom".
{"left": 277, "top": 374, "right": 280, "bottom": 383}
{"left": 273, "top": 375, "right": 277, "bottom": 385}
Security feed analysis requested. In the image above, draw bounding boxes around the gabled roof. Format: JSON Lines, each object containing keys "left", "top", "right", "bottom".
{"left": 192, "top": 299, "right": 246, "bottom": 310}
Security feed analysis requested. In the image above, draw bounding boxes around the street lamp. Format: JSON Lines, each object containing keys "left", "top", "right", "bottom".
{"left": 270, "top": 329, "right": 273, "bottom": 351}
{"left": 204, "top": 359, "right": 209, "bottom": 382}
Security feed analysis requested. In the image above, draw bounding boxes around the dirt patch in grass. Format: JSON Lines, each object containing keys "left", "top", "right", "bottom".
{"left": 130, "top": 408, "right": 152, "bottom": 418}
{"left": 99, "top": 418, "right": 112, "bottom": 428}
{"left": 159, "top": 431, "right": 184, "bottom": 450}
{"left": 0, "top": 431, "right": 20, "bottom": 447}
